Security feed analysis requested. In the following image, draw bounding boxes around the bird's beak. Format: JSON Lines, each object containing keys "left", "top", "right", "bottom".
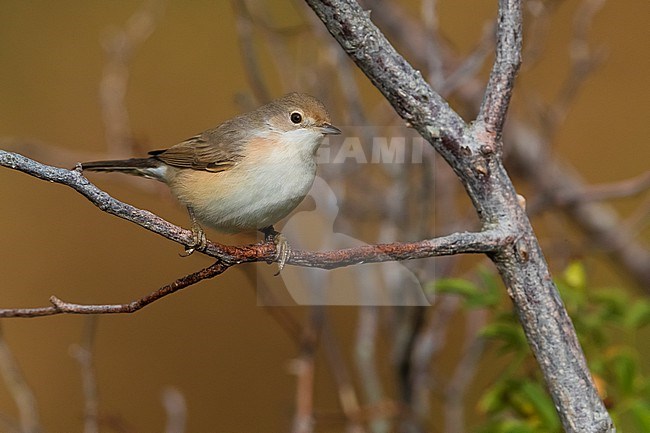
{"left": 318, "top": 124, "right": 342, "bottom": 135}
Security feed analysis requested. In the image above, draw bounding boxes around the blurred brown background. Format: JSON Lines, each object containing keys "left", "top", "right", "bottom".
{"left": 0, "top": 1, "right": 648, "bottom": 431}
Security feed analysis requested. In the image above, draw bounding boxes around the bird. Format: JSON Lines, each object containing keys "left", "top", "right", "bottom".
{"left": 81, "top": 92, "right": 341, "bottom": 270}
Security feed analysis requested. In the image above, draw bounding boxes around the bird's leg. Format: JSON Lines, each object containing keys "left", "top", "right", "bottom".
{"left": 260, "top": 226, "right": 291, "bottom": 274}
{"left": 180, "top": 207, "right": 207, "bottom": 256}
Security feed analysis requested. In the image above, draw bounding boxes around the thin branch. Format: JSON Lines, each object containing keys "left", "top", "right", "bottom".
{"left": 321, "top": 318, "right": 364, "bottom": 430}
{"left": 440, "top": 22, "right": 495, "bottom": 98}
{"left": 0, "top": 261, "right": 227, "bottom": 318}
{"left": 291, "top": 308, "right": 322, "bottom": 433}
{"left": 354, "top": 306, "right": 389, "bottom": 433}
{"left": 162, "top": 387, "right": 187, "bottom": 433}
{"left": 0, "top": 150, "right": 209, "bottom": 254}
{"left": 100, "top": 0, "right": 166, "bottom": 155}
{"left": 0, "top": 171, "right": 497, "bottom": 318}
{"left": 443, "top": 308, "right": 487, "bottom": 433}
{"left": 232, "top": 0, "right": 272, "bottom": 104}
{"left": 410, "top": 295, "right": 461, "bottom": 425}
{"left": 476, "top": 0, "right": 523, "bottom": 141}
{"left": 531, "top": 170, "right": 650, "bottom": 211}
{"left": 508, "top": 124, "right": 650, "bottom": 289}
{"left": 420, "top": 0, "right": 445, "bottom": 89}
{"left": 69, "top": 317, "right": 99, "bottom": 433}
{"left": 540, "top": 0, "right": 607, "bottom": 138}
{"left": 0, "top": 325, "right": 42, "bottom": 433}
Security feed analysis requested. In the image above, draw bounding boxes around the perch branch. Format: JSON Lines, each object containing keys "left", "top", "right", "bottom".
{"left": 0, "top": 149, "right": 503, "bottom": 317}
{"left": 0, "top": 151, "right": 503, "bottom": 268}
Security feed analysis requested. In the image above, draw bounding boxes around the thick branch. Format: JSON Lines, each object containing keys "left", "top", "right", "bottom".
{"left": 304, "top": 0, "right": 468, "bottom": 166}
{"left": 362, "top": 0, "right": 649, "bottom": 288}
{"left": 304, "top": 1, "right": 613, "bottom": 432}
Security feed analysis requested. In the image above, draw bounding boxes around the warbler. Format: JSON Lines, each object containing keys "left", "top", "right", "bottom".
{"left": 82, "top": 92, "right": 341, "bottom": 269}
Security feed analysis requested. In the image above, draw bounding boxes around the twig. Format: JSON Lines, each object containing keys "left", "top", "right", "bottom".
{"left": 0, "top": 261, "right": 227, "bottom": 318}
{"left": 508, "top": 124, "right": 650, "bottom": 289}
{"left": 531, "top": 170, "right": 650, "bottom": 211}
{"left": 443, "top": 308, "right": 487, "bottom": 433}
{"left": 321, "top": 318, "right": 364, "bottom": 430}
{"left": 477, "top": 0, "right": 522, "bottom": 141}
{"left": 291, "top": 308, "right": 322, "bottom": 433}
{"left": 354, "top": 305, "right": 388, "bottom": 433}
{"left": 0, "top": 324, "right": 42, "bottom": 433}
{"left": 70, "top": 317, "right": 100, "bottom": 433}
{"left": 100, "top": 0, "right": 166, "bottom": 155}
{"left": 232, "top": 0, "right": 272, "bottom": 104}
{"left": 162, "top": 387, "right": 187, "bottom": 433}
{"left": 542, "top": 0, "right": 607, "bottom": 136}
{"left": 521, "top": 0, "right": 560, "bottom": 70}
{"left": 420, "top": 0, "right": 445, "bottom": 89}
{"left": 440, "top": 22, "right": 495, "bottom": 98}
{"left": 410, "top": 295, "right": 461, "bottom": 425}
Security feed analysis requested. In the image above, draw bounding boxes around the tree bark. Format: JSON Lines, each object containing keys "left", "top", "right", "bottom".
{"left": 304, "top": 0, "right": 614, "bottom": 431}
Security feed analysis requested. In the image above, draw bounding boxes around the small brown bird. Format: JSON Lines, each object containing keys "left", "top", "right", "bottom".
{"left": 82, "top": 92, "right": 341, "bottom": 268}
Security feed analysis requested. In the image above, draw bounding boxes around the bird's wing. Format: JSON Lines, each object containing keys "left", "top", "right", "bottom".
{"left": 149, "top": 122, "right": 247, "bottom": 173}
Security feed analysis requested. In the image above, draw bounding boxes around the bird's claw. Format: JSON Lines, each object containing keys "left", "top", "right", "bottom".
{"left": 262, "top": 226, "right": 291, "bottom": 275}
{"left": 273, "top": 233, "right": 291, "bottom": 276}
{"left": 180, "top": 225, "right": 207, "bottom": 257}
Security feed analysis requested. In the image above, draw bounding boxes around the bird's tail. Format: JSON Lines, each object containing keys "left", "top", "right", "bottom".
{"left": 81, "top": 158, "right": 167, "bottom": 181}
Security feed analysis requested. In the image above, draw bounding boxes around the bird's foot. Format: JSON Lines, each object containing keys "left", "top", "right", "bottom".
{"left": 180, "top": 225, "right": 207, "bottom": 257}
{"left": 261, "top": 226, "right": 291, "bottom": 275}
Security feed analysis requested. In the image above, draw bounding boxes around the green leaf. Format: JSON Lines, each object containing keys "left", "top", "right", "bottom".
{"left": 629, "top": 399, "right": 650, "bottom": 432}
{"left": 479, "top": 381, "right": 509, "bottom": 414}
{"left": 518, "top": 380, "right": 560, "bottom": 430}
{"left": 563, "top": 261, "right": 587, "bottom": 289}
{"left": 609, "top": 350, "right": 638, "bottom": 395}
{"left": 624, "top": 300, "right": 650, "bottom": 329}
{"left": 435, "top": 278, "right": 479, "bottom": 297}
{"left": 591, "top": 289, "right": 628, "bottom": 320}
{"left": 477, "top": 268, "right": 502, "bottom": 306}
{"left": 434, "top": 277, "right": 500, "bottom": 308}
{"left": 481, "top": 322, "right": 528, "bottom": 353}
{"left": 496, "top": 420, "right": 536, "bottom": 433}
{"left": 475, "top": 419, "right": 535, "bottom": 433}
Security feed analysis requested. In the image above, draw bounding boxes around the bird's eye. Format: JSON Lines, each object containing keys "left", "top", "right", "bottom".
{"left": 290, "top": 112, "right": 303, "bottom": 124}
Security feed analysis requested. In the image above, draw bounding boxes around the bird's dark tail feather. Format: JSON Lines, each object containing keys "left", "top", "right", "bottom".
{"left": 81, "top": 158, "right": 164, "bottom": 180}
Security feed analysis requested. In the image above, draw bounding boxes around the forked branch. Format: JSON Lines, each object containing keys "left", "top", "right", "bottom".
{"left": 303, "top": 1, "right": 613, "bottom": 432}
